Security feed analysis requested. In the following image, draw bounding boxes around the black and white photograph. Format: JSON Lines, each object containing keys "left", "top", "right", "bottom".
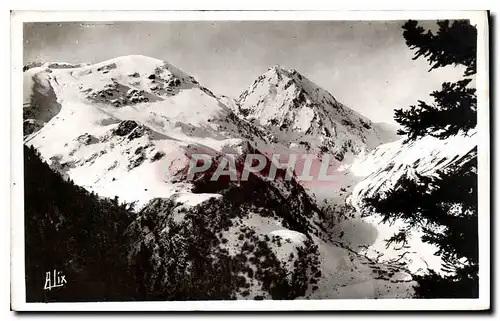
{"left": 10, "top": 10, "right": 490, "bottom": 311}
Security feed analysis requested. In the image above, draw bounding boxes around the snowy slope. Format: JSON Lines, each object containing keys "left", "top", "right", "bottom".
{"left": 349, "top": 132, "right": 477, "bottom": 205}
{"left": 344, "top": 132, "right": 477, "bottom": 274}
{"left": 23, "top": 55, "right": 267, "bottom": 206}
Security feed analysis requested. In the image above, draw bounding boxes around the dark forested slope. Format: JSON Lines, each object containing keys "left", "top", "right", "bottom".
{"left": 24, "top": 145, "right": 137, "bottom": 302}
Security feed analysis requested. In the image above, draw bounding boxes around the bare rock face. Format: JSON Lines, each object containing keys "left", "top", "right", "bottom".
{"left": 111, "top": 120, "right": 156, "bottom": 141}
{"left": 23, "top": 71, "right": 62, "bottom": 136}
{"left": 75, "top": 133, "right": 99, "bottom": 145}
{"left": 96, "top": 62, "right": 117, "bottom": 72}
{"left": 23, "top": 119, "right": 45, "bottom": 136}
{"left": 88, "top": 82, "right": 153, "bottom": 107}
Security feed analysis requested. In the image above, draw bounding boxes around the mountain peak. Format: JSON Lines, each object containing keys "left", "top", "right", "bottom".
{"left": 263, "top": 65, "right": 301, "bottom": 81}
{"left": 267, "top": 64, "right": 283, "bottom": 71}
{"left": 95, "top": 55, "right": 163, "bottom": 68}
{"left": 236, "top": 66, "right": 387, "bottom": 158}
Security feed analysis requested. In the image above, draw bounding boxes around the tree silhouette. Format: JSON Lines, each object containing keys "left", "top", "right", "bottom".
{"left": 395, "top": 20, "right": 477, "bottom": 141}
{"left": 402, "top": 20, "right": 477, "bottom": 76}
{"left": 365, "top": 19, "right": 478, "bottom": 298}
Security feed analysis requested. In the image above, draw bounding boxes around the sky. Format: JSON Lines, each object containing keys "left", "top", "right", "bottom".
{"left": 23, "top": 21, "right": 466, "bottom": 125}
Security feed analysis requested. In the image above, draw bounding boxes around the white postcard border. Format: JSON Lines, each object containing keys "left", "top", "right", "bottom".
{"left": 10, "top": 10, "right": 490, "bottom": 311}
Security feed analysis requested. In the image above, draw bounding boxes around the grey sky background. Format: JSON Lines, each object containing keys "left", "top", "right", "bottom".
{"left": 23, "top": 21, "right": 466, "bottom": 125}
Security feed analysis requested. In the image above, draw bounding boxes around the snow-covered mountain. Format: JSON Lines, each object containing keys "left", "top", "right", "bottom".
{"left": 349, "top": 132, "right": 477, "bottom": 206}
{"left": 23, "top": 55, "right": 417, "bottom": 299}
{"left": 23, "top": 55, "right": 270, "bottom": 205}
{"left": 234, "top": 66, "right": 391, "bottom": 162}
{"left": 344, "top": 132, "right": 477, "bottom": 274}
